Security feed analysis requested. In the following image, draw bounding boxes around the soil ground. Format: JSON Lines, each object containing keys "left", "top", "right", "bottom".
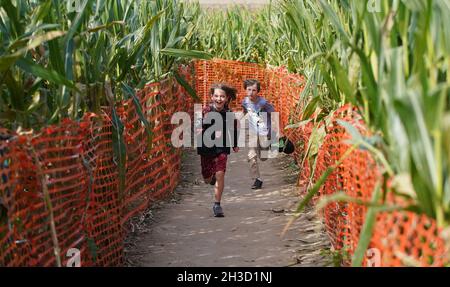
{"left": 124, "top": 146, "right": 331, "bottom": 267}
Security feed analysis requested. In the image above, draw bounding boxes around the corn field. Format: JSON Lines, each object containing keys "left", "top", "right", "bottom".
{"left": 1, "top": 0, "right": 450, "bottom": 267}
{"left": 0, "top": 0, "right": 209, "bottom": 130}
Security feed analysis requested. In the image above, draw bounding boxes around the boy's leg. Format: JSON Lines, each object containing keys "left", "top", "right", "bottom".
{"left": 247, "top": 131, "right": 260, "bottom": 180}
{"left": 201, "top": 155, "right": 215, "bottom": 184}
{"left": 249, "top": 137, "right": 263, "bottom": 190}
{"left": 214, "top": 171, "right": 225, "bottom": 202}
{"left": 212, "top": 153, "right": 227, "bottom": 217}
{"left": 258, "top": 135, "right": 270, "bottom": 162}
{"left": 248, "top": 147, "right": 260, "bottom": 180}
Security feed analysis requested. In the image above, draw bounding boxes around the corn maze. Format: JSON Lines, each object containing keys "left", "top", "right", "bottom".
{"left": 1, "top": 59, "right": 447, "bottom": 266}
{"left": 1, "top": 0, "right": 449, "bottom": 268}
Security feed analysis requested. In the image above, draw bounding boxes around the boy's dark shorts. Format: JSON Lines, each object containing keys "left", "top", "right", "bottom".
{"left": 200, "top": 153, "right": 228, "bottom": 179}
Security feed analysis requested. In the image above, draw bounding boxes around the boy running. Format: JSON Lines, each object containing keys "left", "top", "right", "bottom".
{"left": 196, "top": 83, "right": 239, "bottom": 217}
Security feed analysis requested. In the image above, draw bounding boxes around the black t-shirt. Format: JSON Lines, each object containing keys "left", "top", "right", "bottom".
{"left": 196, "top": 104, "right": 238, "bottom": 156}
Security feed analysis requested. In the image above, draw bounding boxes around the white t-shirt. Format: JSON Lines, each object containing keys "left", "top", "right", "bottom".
{"left": 241, "top": 96, "right": 274, "bottom": 136}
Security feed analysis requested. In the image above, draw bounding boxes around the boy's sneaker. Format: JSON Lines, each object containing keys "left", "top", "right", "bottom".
{"left": 213, "top": 204, "right": 224, "bottom": 217}
{"left": 210, "top": 175, "right": 216, "bottom": 186}
{"left": 251, "top": 179, "right": 263, "bottom": 190}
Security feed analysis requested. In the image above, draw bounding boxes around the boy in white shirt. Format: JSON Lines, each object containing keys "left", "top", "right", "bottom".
{"left": 241, "top": 79, "right": 275, "bottom": 190}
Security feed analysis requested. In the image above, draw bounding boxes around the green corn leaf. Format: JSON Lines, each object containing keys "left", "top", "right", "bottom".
{"left": 2, "top": 69, "right": 24, "bottom": 110}
{"left": 328, "top": 55, "right": 355, "bottom": 104}
{"left": 301, "top": 96, "right": 321, "bottom": 121}
{"left": 118, "top": 9, "right": 165, "bottom": 81}
{"left": 64, "top": 0, "right": 91, "bottom": 43}
{"left": 110, "top": 99, "right": 127, "bottom": 201}
{"left": 1, "top": 0, "right": 22, "bottom": 37}
{"left": 352, "top": 181, "right": 382, "bottom": 267}
{"left": 337, "top": 119, "right": 364, "bottom": 143}
{"left": 284, "top": 119, "right": 311, "bottom": 130}
{"left": 86, "top": 21, "right": 125, "bottom": 33}
{"left": 32, "top": 0, "right": 53, "bottom": 26}
{"left": 44, "top": 10, "right": 65, "bottom": 75}
{"left": 122, "top": 83, "right": 153, "bottom": 149}
{"left": 61, "top": 38, "right": 75, "bottom": 114}
{"left": 160, "top": 48, "right": 213, "bottom": 60}
{"left": 0, "top": 30, "right": 66, "bottom": 72}
{"left": 173, "top": 69, "right": 199, "bottom": 101}
{"left": 15, "top": 58, "right": 79, "bottom": 92}
{"left": 318, "top": 0, "right": 351, "bottom": 44}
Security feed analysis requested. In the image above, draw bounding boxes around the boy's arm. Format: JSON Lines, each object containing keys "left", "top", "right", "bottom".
{"left": 236, "top": 99, "right": 248, "bottom": 122}
{"left": 195, "top": 106, "right": 210, "bottom": 134}
{"left": 264, "top": 100, "right": 276, "bottom": 139}
{"left": 264, "top": 100, "right": 275, "bottom": 113}
{"left": 241, "top": 98, "right": 249, "bottom": 114}
{"left": 194, "top": 116, "right": 202, "bottom": 135}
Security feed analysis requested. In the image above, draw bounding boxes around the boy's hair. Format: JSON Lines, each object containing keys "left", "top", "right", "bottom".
{"left": 243, "top": 79, "right": 261, "bottom": 92}
{"left": 210, "top": 83, "right": 237, "bottom": 100}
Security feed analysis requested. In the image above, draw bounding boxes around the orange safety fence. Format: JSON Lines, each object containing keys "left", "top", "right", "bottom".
{"left": 193, "top": 59, "right": 449, "bottom": 267}
{"left": 369, "top": 210, "right": 448, "bottom": 267}
{"left": 0, "top": 65, "right": 195, "bottom": 266}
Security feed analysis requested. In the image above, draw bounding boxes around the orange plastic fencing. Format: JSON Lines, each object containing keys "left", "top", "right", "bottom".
{"left": 0, "top": 65, "right": 194, "bottom": 266}
{"left": 312, "top": 105, "right": 381, "bottom": 263}
{"left": 370, "top": 211, "right": 448, "bottom": 267}
{"left": 193, "top": 59, "right": 449, "bottom": 267}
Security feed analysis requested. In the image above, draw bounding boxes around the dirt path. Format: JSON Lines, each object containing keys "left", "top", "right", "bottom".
{"left": 125, "top": 146, "right": 331, "bottom": 267}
